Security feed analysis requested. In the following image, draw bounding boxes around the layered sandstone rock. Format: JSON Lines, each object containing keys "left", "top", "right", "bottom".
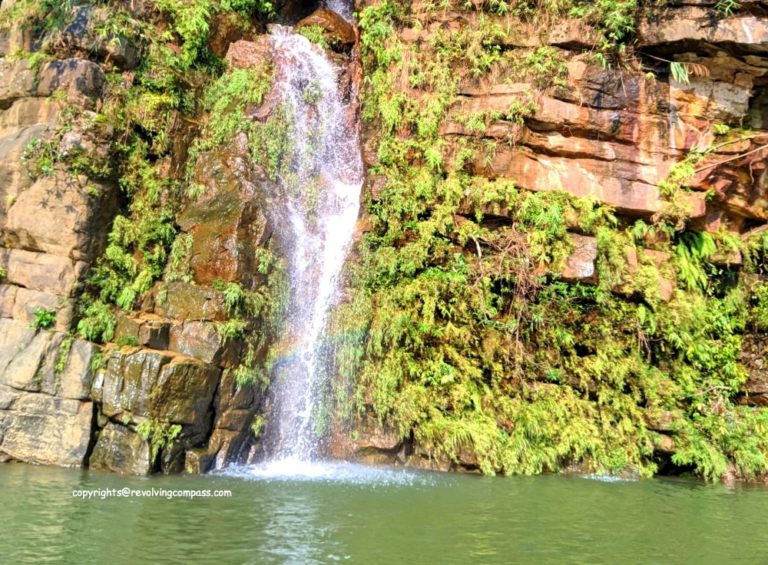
{"left": 0, "top": 6, "right": 272, "bottom": 474}
{"left": 0, "top": 319, "right": 97, "bottom": 466}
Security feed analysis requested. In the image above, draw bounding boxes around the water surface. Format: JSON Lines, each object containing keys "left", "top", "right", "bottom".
{"left": 1, "top": 462, "right": 766, "bottom": 564}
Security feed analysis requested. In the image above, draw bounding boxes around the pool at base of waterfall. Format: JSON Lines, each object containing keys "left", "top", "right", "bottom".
{"left": 2, "top": 462, "right": 767, "bottom": 564}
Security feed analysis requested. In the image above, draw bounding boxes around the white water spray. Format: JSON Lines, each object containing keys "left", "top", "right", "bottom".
{"left": 324, "top": 0, "right": 353, "bottom": 21}
{"left": 259, "top": 26, "right": 362, "bottom": 465}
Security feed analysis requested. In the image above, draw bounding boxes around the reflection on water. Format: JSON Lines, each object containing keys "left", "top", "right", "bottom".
{"left": 1, "top": 463, "right": 767, "bottom": 564}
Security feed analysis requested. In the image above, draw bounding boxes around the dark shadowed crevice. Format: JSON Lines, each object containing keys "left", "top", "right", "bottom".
{"left": 275, "top": 0, "right": 322, "bottom": 23}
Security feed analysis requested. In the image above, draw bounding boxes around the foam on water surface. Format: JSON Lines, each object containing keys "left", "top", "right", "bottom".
{"left": 221, "top": 458, "right": 435, "bottom": 487}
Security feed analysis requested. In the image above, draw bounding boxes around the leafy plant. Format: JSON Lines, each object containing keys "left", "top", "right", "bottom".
{"left": 297, "top": 25, "right": 329, "bottom": 49}
{"left": 715, "top": 0, "right": 740, "bottom": 16}
{"left": 54, "top": 334, "right": 74, "bottom": 374}
{"left": 32, "top": 308, "right": 56, "bottom": 330}
{"left": 136, "top": 420, "right": 182, "bottom": 462}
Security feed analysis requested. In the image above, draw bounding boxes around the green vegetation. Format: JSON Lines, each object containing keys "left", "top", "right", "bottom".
{"left": 137, "top": 420, "right": 182, "bottom": 461}
{"left": 250, "top": 414, "right": 265, "bottom": 437}
{"left": 297, "top": 24, "right": 330, "bottom": 49}
{"left": 2, "top": 1, "right": 280, "bottom": 344}
{"left": 54, "top": 334, "right": 75, "bottom": 374}
{"left": 334, "top": 0, "right": 768, "bottom": 481}
{"left": 31, "top": 308, "right": 56, "bottom": 330}
{"left": 165, "top": 234, "right": 194, "bottom": 283}
{"left": 116, "top": 335, "right": 140, "bottom": 348}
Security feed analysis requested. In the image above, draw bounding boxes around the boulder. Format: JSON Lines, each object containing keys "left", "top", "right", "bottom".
{"left": 0, "top": 392, "right": 93, "bottom": 467}
{"left": 0, "top": 98, "right": 59, "bottom": 128}
{"left": 295, "top": 8, "right": 356, "bottom": 50}
{"left": 638, "top": 8, "right": 768, "bottom": 52}
{"left": 328, "top": 411, "right": 404, "bottom": 465}
{"left": 43, "top": 5, "right": 141, "bottom": 69}
{"left": 149, "top": 357, "right": 220, "bottom": 429}
{"left": 168, "top": 321, "right": 240, "bottom": 366}
{"left": 0, "top": 123, "right": 51, "bottom": 214}
{"left": 95, "top": 348, "right": 219, "bottom": 434}
{"left": 184, "top": 447, "right": 216, "bottom": 474}
{"left": 0, "top": 284, "right": 17, "bottom": 318}
{"left": 225, "top": 38, "right": 273, "bottom": 70}
{"left": 35, "top": 58, "right": 105, "bottom": 106}
{"left": 89, "top": 422, "right": 152, "bottom": 475}
{"left": 0, "top": 327, "right": 56, "bottom": 392}
{"left": 560, "top": 234, "right": 597, "bottom": 283}
{"left": 4, "top": 172, "right": 113, "bottom": 260}
{"left": 0, "top": 248, "right": 82, "bottom": 296}
{"left": 208, "top": 11, "right": 260, "bottom": 59}
{"left": 9, "top": 288, "right": 73, "bottom": 333}
{"left": 153, "top": 282, "right": 229, "bottom": 322}
{"left": 114, "top": 313, "right": 171, "bottom": 350}
{"left": 96, "top": 348, "right": 174, "bottom": 419}
{"left": 204, "top": 368, "right": 262, "bottom": 467}
{"left": 177, "top": 188, "right": 269, "bottom": 287}
{"left": 57, "top": 339, "right": 99, "bottom": 400}
{"left": 0, "top": 60, "right": 36, "bottom": 109}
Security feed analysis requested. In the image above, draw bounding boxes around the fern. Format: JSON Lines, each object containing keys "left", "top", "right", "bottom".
{"left": 676, "top": 232, "right": 716, "bottom": 291}
{"left": 670, "top": 61, "right": 689, "bottom": 84}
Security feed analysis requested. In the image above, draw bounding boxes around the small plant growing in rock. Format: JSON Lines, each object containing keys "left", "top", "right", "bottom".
{"left": 715, "top": 0, "right": 740, "bottom": 15}
{"left": 250, "top": 415, "right": 265, "bottom": 438}
{"left": 32, "top": 308, "right": 56, "bottom": 330}
{"left": 22, "top": 138, "right": 58, "bottom": 179}
{"left": 137, "top": 420, "right": 182, "bottom": 462}
{"left": 116, "top": 335, "right": 139, "bottom": 348}
{"left": 77, "top": 299, "right": 116, "bottom": 342}
{"left": 216, "top": 319, "right": 248, "bottom": 341}
{"left": 54, "top": 334, "right": 74, "bottom": 374}
{"left": 224, "top": 282, "right": 246, "bottom": 311}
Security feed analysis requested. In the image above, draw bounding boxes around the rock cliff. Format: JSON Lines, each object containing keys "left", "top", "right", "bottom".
{"left": 0, "top": 0, "right": 767, "bottom": 481}
{"left": 329, "top": 0, "right": 768, "bottom": 480}
{"left": 0, "top": 0, "right": 360, "bottom": 474}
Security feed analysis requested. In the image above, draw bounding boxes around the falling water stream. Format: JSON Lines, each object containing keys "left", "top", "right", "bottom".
{"left": 252, "top": 22, "right": 363, "bottom": 472}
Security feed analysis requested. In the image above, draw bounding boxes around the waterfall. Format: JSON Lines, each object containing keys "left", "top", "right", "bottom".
{"left": 259, "top": 25, "right": 362, "bottom": 464}
{"left": 324, "top": 0, "right": 353, "bottom": 21}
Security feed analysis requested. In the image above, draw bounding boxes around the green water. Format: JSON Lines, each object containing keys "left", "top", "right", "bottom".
{"left": 1, "top": 461, "right": 766, "bottom": 564}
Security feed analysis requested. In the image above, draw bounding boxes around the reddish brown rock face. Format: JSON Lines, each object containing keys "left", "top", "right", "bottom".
{"left": 560, "top": 234, "right": 597, "bottom": 283}
{"left": 689, "top": 134, "right": 768, "bottom": 222}
{"left": 225, "top": 38, "right": 273, "bottom": 70}
{"left": 638, "top": 5, "right": 768, "bottom": 50}
{"left": 740, "top": 334, "right": 768, "bottom": 407}
{"left": 419, "top": 3, "right": 768, "bottom": 228}
{"left": 446, "top": 67, "right": 731, "bottom": 219}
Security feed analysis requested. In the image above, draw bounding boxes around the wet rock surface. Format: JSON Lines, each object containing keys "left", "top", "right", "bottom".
{"left": 89, "top": 422, "right": 152, "bottom": 475}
